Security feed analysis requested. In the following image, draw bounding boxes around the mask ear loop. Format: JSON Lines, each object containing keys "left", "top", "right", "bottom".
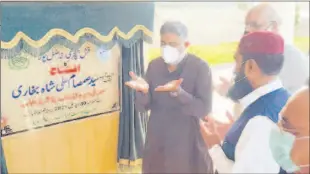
{"left": 296, "top": 136, "right": 310, "bottom": 140}
{"left": 233, "top": 60, "right": 249, "bottom": 84}
{"left": 265, "top": 21, "right": 276, "bottom": 31}
{"left": 293, "top": 138, "right": 310, "bottom": 173}
{"left": 299, "top": 164, "right": 310, "bottom": 168}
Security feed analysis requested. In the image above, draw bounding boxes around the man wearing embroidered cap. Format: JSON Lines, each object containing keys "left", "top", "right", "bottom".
{"left": 200, "top": 31, "right": 290, "bottom": 173}
{"left": 215, "top": 3, "right": 309, "bottom": 121}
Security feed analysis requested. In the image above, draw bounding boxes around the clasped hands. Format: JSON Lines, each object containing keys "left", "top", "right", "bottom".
{"left": 199, "top": 111, "right": 234, "bottom": 149}
{"left": 125, "top": 71, "right": 183, "bottom": 93}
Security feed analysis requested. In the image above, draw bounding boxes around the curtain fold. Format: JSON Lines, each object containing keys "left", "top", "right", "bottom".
{"left": 1, "top": 138, "right": 8, "bottom": 174}
{"left": 117, "top": 39, "right": 149, "bottom": 169}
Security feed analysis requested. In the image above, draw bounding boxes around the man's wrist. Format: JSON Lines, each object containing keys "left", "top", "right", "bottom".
{"left": 170, "top": 87, "right": 181, "bottom": 97}
{"left": 215, "top": 140, "right": 221, "bottom": 147}
{"left": 207, "top": 133, "right": 221, "bottom": 148}
{"left": 141, "top": 88, "right": 149, "bottom": 94}
{"left": 209, "top": 144, "right": 221, "bottom": 151}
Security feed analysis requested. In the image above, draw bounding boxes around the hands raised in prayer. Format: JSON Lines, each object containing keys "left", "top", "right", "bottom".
{"left": 214, "top": 76, "right": 232, "bottom": 96}
{"left": 154, "top": 78, "right": 183, "bottom": 92}
{"left": 200, "top": 111, "right": 234, "bottom": 148}
{"left": 125, "top": 71, "right": 149, "bottom": 94}
{"left": 125, "top": 71, "right": 184, "bottom": 93}
{"left": 200, "top": 119, "right": 221, "bottom": 148}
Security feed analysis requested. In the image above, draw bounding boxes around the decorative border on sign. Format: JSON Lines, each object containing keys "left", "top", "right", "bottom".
{"left": 1, "top": 109, "right": 120, "bottom": 138}
{"left": 1, "top": 25, "right": 153, "bottom": 49}
{"left": 1, "top": 37, "right": 117, "bottom": 60}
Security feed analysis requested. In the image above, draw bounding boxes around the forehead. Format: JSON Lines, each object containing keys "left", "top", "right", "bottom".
{"left": 160, "top": 32, "right": 182, "bottom": 42}
{"left": 245, "top": 9, "right": 264, "bottom": 24}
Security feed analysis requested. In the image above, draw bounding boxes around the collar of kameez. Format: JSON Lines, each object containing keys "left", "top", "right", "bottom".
{"left": 167, "top": 53, "right": 188, "bottom": 73}
{"left": 176, "top": 53, "right": 188, "bottom": 68}
{"left": 239, "top": 78, "right": 283, "bottom": 109}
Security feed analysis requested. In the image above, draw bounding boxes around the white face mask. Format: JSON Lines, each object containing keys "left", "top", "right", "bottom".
{"left": 161, "top": 45, "right": 184, "bottom": 65}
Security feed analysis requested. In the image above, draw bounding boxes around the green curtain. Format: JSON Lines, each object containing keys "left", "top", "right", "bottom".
{"left": 1, "top": 138, "right": 8, "bottom": 174}
{"left": 117, "top": 39, "right": 149, "bottom": 169}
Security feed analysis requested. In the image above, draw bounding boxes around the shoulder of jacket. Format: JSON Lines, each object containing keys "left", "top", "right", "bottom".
{"left": 148, "top": 57, "right": 164, "bottom": 69}
{"left": 187, "top": 54, "right": 211, "bottom": 70}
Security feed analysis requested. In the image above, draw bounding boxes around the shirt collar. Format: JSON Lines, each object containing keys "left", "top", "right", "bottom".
{"left": 239, "top": 78, "right": 283, "bottom": 109}
{"left": 166, "top": 54, "right": 188, "bottom": 73}
{"left": 177, "top": 53, "right": 188, "bottom": 67}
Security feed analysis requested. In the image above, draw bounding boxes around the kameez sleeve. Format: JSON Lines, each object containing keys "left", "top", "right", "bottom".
{"left": 232, "top": 116, "right": 280, "bottom": 173}
{"left": 209, "top": 145, "right": 234, "bottom": 173}
{"left": 209, "top": 116, "right": 280, "bottom": 173}
{"left": 174, "top": 61, "right": 212, "bottom": 119}
{"left": 134, "top": 62, "right": 153, "bottom": 112}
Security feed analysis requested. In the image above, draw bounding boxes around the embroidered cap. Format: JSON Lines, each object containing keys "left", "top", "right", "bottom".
{"left": 239, "top": 31, "right": 284, "bottom": 55}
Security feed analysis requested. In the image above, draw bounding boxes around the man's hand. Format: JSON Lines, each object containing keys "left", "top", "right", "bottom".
{"left": 200, "top": 119, "right": 221, "bottom": 148}
{"left": 214, "top": 76, "right": 232, "bottom": 96}
{"left": 125, "top": 71, "right": 149, "bottom": 94}
{"left": 205, "top": 111, "right": 234, "bottom": 140}
{"left": 200, "top": 111, "right": 234, "bottom": 148}
{"left": 154, "top": 78, "right": 183, "bottom": 92}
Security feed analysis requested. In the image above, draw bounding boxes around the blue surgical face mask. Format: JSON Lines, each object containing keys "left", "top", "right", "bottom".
{"left": 227, "top": 61, "right": 253, "bottom": 102}
{"left": 269, "top": 127, "right": 310, "bottom": 173}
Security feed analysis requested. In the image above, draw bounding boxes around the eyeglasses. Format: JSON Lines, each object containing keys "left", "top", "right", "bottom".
{"left": 278, "top": 114, "right": 300, "bottom": 136}
{"left": 245, "top": 21, "right": 276, "bottom": 30}
{"left": 245, "top": 22, "right": 261, "bottom": 30}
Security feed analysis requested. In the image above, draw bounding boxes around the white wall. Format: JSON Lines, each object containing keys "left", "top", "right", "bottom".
{"left": 152, "top": 2, "right": 304, "bottom": 46}
{"left": 152, "top": 2, "right": 255, "bottom": 47}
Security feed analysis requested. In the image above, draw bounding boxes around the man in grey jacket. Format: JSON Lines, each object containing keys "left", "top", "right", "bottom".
{"left": 215, "top": 3, "right": 309, "bottom": 118}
